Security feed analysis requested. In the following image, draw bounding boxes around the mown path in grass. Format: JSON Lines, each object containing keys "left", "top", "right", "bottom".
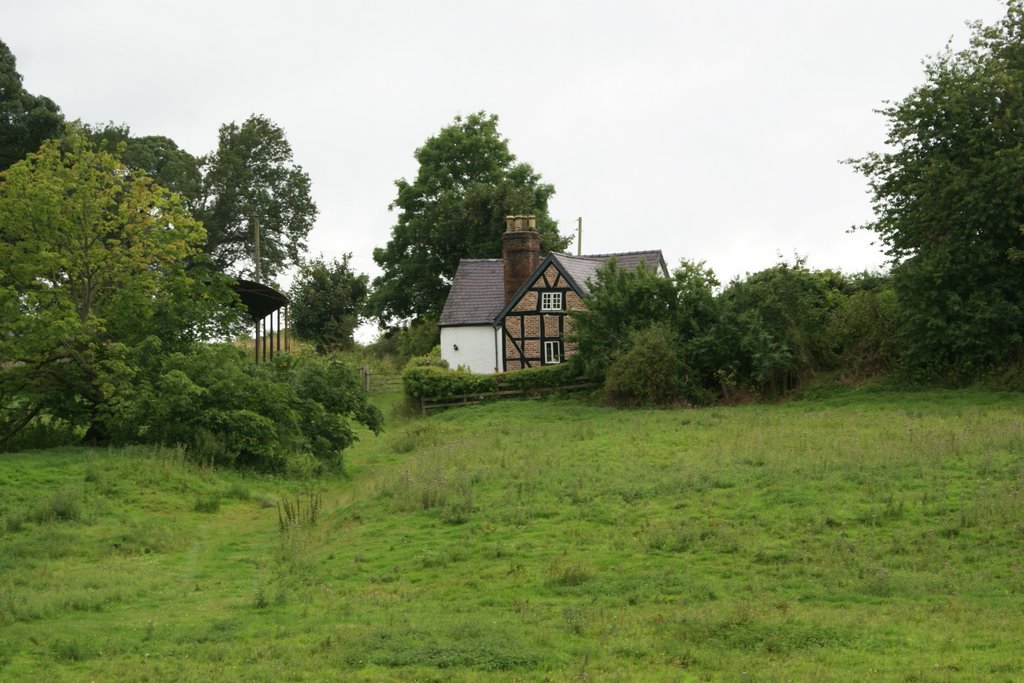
{"left": 1, "top": 389, "right": 1023, "bottom": 680}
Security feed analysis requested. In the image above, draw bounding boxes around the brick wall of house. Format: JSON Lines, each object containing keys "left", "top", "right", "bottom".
{"left": 501, "top": 262, "right": 582, "bottom": 370}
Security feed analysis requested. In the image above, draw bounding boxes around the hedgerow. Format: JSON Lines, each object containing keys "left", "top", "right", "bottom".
{"left": 402, "top": 366, "right": 498, "bottom": 401}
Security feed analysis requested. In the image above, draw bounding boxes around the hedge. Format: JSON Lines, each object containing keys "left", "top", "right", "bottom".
{"left": 402, "top": 362, "right": 583, "bottom": 403}
{"left": 499, "top": 362, "right": 581, "bottom": 391}
{"left": 402, "top": 366, "right": 499, "bottom": 400}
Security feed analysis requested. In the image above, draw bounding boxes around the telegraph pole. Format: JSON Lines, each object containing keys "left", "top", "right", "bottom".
{"left": 577, "top": 216, "right": 582, "bottom": 255}
{"left": 253, "top": 215, "right": 261, "bottom": 284}
{"left": 253, "top": 215, "right": 261, "bottom": 364}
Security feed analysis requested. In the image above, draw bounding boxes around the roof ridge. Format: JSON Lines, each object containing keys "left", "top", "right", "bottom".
{"left": 582, "top": 249, "right": 663, "bottom": 257}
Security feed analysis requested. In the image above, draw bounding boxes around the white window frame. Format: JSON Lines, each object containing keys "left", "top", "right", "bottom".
{"left": 544, "top": 340, "right": 562, "bottom": 364}
{"left": 540, "top": 291, "right": 563, "bottom": 311}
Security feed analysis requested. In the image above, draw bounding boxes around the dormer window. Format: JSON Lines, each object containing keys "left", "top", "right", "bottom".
{"left": 540, "top": 291, "right": 562, "bottom": 311}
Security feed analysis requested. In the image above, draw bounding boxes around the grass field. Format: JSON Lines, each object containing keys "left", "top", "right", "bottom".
{"left": 1, "top": 388, "right": 1023, "bottom": 681}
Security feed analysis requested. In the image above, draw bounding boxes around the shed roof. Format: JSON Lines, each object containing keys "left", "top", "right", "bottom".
{"left": 232, "top": 279, "right": 289, "bottom": 322}
{"left": 438, "top": 250, "right": 667, "bottom": 327}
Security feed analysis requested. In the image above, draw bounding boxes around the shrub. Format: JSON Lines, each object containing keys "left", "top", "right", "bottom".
{"left": 404, "top": 348, "right": 449, "bottom": 370}
{"left": 111, "top": 342, "right": 382, "bottom": 472}
{"left": 828, "top": 285, "right": 900, "bottom": 378}
{"left": 603, "top": 323, "right": 703, "bottom": 407}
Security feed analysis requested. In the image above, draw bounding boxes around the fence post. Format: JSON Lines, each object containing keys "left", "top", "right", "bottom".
{"left": 362, "top": 364, "right": 370, "bottom": 391}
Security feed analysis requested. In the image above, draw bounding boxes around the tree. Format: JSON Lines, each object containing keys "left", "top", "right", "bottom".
{"left": 711, "top": 261, "right": 845, "bottom": 395}
{"left": 849, "top": 1, "right": 1024, "bottom": 379}
{"left": 371, "top": 112, "right": 570, "bottom": 324}
{"left": 0, "top": 39, "right": 64, "bottom": 171}
{"left": 86, "top": 123, "right": 203, "bottom": 207}
{"left": 289, "top": 254, "right": 369, "bottom": 353}
{"left": 0, "top": 132, "right": 242, "bottom": 446}
{"left": 197, "top": 115, "right": 316, "bottom": 279}
{"left": 570, "top": 260, "right": 679, "bottom": 380}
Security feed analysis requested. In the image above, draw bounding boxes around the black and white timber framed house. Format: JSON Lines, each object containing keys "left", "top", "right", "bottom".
{"left": 438, "top": 215, "right": 667, "bottom": 373}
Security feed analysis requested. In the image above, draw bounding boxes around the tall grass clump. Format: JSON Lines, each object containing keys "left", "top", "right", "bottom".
{"left": 277, "top": 492, "right": 322, "bottom": 532}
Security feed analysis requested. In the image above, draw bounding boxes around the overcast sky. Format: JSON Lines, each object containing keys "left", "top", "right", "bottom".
{"left": 1, "top": 1, "right": 1009, "bottom": 324}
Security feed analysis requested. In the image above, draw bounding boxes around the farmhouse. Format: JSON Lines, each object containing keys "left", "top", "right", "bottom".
{"left": 438, "top": 215, "right": 666, "bottom": 373}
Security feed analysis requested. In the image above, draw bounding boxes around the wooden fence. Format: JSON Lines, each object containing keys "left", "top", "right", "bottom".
{"left": 358, "top": 366, "right": 403, "bottom": 392}
{"left": 419, "top": 382, "right": 597, "bottom": 416}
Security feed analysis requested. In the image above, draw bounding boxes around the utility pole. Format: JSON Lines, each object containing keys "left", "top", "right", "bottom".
{"left": 253, "top": 214, "right": 261, "bottom": 364}
{"left": 577, "top": 216, "right": 582, "bottom": 256}
{"left": 253, "top": 215, "right": 261, "bottom": 284}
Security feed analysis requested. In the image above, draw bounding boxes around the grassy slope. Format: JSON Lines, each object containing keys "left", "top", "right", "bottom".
{"left": 1, "top": 390, "right": 1023, "bottom": 681}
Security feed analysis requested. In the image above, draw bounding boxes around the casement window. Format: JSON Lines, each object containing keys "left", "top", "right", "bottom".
{"left": 544, "top": 340, "right": 562, "bottom": 364}
{"left": 540, "top": 291, "right": 563, "bottom": 311}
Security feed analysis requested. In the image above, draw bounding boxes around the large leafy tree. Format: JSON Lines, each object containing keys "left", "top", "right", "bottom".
{"left": 196, "top": 114, "right": 317, "bottom": 280}
{"left": 371, "top": 111, "right": 570, "bottom": 324}
{"left": 0, "top": 39, "right": 64, "bottom": 171}
{"left": 850, "top": 1, "right": 1024, "bottom": 378}
{"left": 290, "top": 254, "right": 369, "bottom": 353}
{"left": 86, "top": 123, "right": 203, "bottom": 207}
{"left": 0, "top": 132, "right": 242, "bottom": 446}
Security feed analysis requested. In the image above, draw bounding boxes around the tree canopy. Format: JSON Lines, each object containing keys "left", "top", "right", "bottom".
{"left": 0, "top": 132, "right": 241, "bottom": 446}
{"left": 86, "top": 123, "right": 203, "bottom": 208}
{"left": 850, "top": 1, "right": 1024, "bottom": 378}
{"left": 0, "top": 39, "right": 63, "bottom": 172}
{"left": 289, "top": 254, "right": 369, "bottom": 353}
{"left": 196, "top": 115, "right": 317, "bottom": 280}
{"left": 371, "top": 112, "right": 570, "bottom": 324}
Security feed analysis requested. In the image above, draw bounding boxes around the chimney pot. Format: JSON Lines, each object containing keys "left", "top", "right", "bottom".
{"left": 502, "top": 214, "right": 540, "bottom": 303}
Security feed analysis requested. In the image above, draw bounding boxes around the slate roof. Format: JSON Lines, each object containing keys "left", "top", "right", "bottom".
{"left": 438, "top": 259, "right": 505, "bottom": 326}
{"left": 552, "top": 251, "right": 667, "bottom": 297}
{"left": 438, "top": 250, "right": 668, "bottom": 327}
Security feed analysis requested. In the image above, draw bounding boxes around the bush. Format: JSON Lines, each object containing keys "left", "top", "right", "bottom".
{"left": 405, "top": 349, "right": 449, "bottom": 370}
{"left": 111, "top": 342, "right": 382, "bottom": 472}
{"left": 603, "top": 323, "right": 707, "bottom": 407}
{"left": 828, "top": 285, "right": 900, "bottom": 378}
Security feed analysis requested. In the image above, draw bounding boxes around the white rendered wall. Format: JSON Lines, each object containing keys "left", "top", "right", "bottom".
{"left": 440, "top": 326, "right": 500, "bottom": 374}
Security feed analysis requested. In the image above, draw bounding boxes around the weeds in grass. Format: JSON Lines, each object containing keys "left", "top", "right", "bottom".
{"left": 546, "top": 555, "right": 593, "bottom": 586}
{"left": 82, "top": 464, "right": 116, "bottom": 494}
{"left": 29, "top": 487, "right": 84, "bottom": 524}
{"left": 3, "top": 395, "right": 1024, "bottom": 679}
{"left": 193, "top": 495, "right": 221, "bottom": 513}
{"left": 50, "top": 637, "right": 97, "bottom": 662}
{"left": 221, "top": 482, "right": 251, "bottom": 501}
{"left": 277, "top": 492, "right": 322, "bottom": 532}
{"left": 562, "top": 605, "right": 587, "bottom": 635}
{"left": 253, "top": 585, "right": 270, "bottom": 609}
{"left": 389, "top": 423, "right": 438, "bottom": 454}
{"left": 111, "top": 518, "right": 187, "bottom": 555}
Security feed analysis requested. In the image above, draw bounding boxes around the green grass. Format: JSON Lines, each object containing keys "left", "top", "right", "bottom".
{"left": 1, "top": 389, "right": 1023, "bottom": 680}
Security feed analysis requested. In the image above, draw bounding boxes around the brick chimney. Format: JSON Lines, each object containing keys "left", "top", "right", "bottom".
{"left": 502, "top": 215, "right": 540, "bottom": 303}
